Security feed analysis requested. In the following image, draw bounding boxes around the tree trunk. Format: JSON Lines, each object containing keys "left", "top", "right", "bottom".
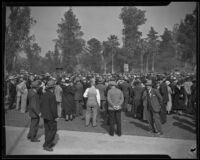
{"left": 111, "top": 51, "right": 114, "bottom": 74}
{"left": 152, "top": 52, "right": 155, "bottom": 72}
{"left": 12, "top": 55, "right": 16, "bottom": 73}
{"left": 146, "top": 54, "right": 149, "bottom": 73}
{"left": 140, "top": 53, "right": 144, "bottom": 73}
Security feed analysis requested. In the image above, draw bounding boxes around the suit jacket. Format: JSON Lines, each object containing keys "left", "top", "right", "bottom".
{"left": 74, "top": 82, "right": 84, "bottom": 101}
{"left": 40, "top": 89, "right": 58, "bottom": 120}
{"left": 96, "top": 83, "right": 107, "bottom": 101}
{"left": 132, "top": 86, "right": 145, "bottom": 101}
{"left": 9, "top": 82, "right": 16, "bottom": 97}
{"left": 142, "top": 88, "right": 163, "bottom": 113}
{"left": 119, "top": 81, "right": 131, "bottom": 98}
{"left": 27, "top": 89, "right": 40, "bottom": 118}
{"left": 159, "top": 82, "right": 169, "bottom": 104}
{"left": 107, "top": 87, "right": 124, "bottom": 110}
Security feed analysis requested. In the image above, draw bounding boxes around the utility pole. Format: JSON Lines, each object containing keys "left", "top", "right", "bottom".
{"left": 111, "top": 49, "right": 114, "bottom": 74}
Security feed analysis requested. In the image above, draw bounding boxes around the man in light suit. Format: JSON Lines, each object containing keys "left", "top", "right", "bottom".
{"left": 142, "top": 80, "right": 164, "bottom": 136}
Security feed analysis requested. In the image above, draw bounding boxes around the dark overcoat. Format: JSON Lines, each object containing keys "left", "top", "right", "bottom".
{"left": 27, "top": 89, "right": 40, "bottom": 118}
{"left": 173, "top": 86, "right": 187, "bottom": 110}
{"left": 61, "top": 85, "right": 76, "bottom": 115}
{"left": 74, "top": 82, "right": 84, "bottom": 101}
{"left": 40, "top": 89, "right": 58, "bottom": 120}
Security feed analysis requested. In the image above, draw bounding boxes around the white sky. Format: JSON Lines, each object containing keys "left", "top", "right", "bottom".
{"left": 6, "top": 2, "right": 196, "bottom": 57}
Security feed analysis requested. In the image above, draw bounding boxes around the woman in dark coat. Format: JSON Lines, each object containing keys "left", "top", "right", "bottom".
{"left": 173, "top": 80, "right": 187, "bottom": 115}
{"left": 132, "top": 79, "right": 145, "bottom": 119}
{"left": 61, "top": 78, "right": 76, "bottom": 121}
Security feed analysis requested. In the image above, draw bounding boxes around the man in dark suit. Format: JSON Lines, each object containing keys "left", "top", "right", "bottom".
{"left": 40, "top": 80, "right": 58, "bottom": 152}
{"left": 159, "top": 78, "right": 169, "bottom": 124}
{"left": 7, "top": 76, "right": 17, "bottom": 110}
{"left": 74, "top": 78, "right": 84, "bottom": 117}
{"left": 132, "top": 79, "right": 145, "bottom": 119}
{"left": 119, "top": 78, "right": 131, "bottom": 112}
{"left": 27, "top": 80, "right": 41, "bottom": 142}
{"left": 142, "top": 80, "right": 164, "bottom": 136}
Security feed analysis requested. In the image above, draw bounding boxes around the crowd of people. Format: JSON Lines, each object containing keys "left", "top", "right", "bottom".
{"left": 4, "top": 71, "right": 197, "bottom": 152}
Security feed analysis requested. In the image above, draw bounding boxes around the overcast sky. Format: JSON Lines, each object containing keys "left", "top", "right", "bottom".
{"left": 6, "top": 2, "right": 196, "bottom": 57}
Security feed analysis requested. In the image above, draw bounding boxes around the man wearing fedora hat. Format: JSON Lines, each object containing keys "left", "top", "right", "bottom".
{"left": 107, "top": 80, "right": 124, "bottom": 136}
{"left": 142, "top": 79, "right": 164, "bottom": 136}
{"left": 7, "top": 76, "right": 17, "bottom": 110}
{"left": 40, "top": 80, "right": 58, "bottom": 152}
{"left": 74, "top": 78, "right": 84, "bottom": 118}
{"left": 27, "top": 80, "right": 41, "bottom": 142}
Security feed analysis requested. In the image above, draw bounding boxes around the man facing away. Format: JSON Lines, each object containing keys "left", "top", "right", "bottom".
{"left": 40, "top": 80, "right": 58, "bottom": 152}
{"left": 107, "top": 79, "right": 124, "bottom": 136}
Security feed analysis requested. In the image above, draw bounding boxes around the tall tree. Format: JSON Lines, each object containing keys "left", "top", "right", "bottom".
{"left": 5, "top": 7, "right": 36, "bottom": 72}
{"left": 24, "top": 38, "right": 42, "bottom": 73}
{"left": 53, "top": 42, "right": 61, "bottom": 69}
{"left": 147, "top": 27, "right": 159, "bottom": 72}
{"left": 156, "top": 27, "right": 180, "bottom": 72}
{"left": 106, "top": 35, "right": 120, "bottom": 73}
{"left": 176, "top": 7, "right": 196, "bottom": 70}
{"left": 138, "top": 38, "right": 150, "bottom": 73}
{"left": 119, "top": 7, "right": 146, "bottom": 69}
{"left": 87, "top": 38, "right": 102, "bottom": 73}
{"left": 56, "top": 8, "right": 85, "bottom": 73}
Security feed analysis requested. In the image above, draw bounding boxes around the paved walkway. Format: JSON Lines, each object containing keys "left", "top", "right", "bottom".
{"left": 4, "top": 126, "right": 196, "bottom": 158}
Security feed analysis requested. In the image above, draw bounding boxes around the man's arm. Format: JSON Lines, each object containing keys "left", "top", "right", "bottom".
{"left": 119, "top": 91, "right": 124, "bottom": 106}
{"left": 155, "top": 89, "right": 163, "bottom": 106}
{"left": 107, "top": 90, "right": 115, "bottom": 107}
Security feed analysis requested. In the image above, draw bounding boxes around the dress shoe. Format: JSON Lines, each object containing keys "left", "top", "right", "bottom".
{"left": 92, "top": 125, "right": 97, "bottom": 127}
{"left": 50, "top": 143, "right": 56, "bottom": 148}
{"left": 117, "top": 133, "right": 121, "bottom": 137}
{"left": 109, "top": 133, "right": 114, "bottom": 136}
{"left": 156, "top": 132, "right": 163, "bottom": 136}
{"left": 43, "top": 147, "right": 53, "bottom": 152}
{"left": 31, "top": 139, "right": 40, "bottom": 142}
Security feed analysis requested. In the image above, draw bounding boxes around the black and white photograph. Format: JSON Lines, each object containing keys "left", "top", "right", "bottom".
{"left": 3, "top": 1, "right": 198, "bottom": 158}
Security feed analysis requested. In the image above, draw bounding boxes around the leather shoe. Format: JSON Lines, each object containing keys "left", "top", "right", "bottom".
{"left": 31, "top": 139, "right": 40, "bottom": 142}
{"left": 156, "top": 132, "right": 163, "bottom": 136}
{"left": 43, "top": 147, "right": 53, "bottom": 152}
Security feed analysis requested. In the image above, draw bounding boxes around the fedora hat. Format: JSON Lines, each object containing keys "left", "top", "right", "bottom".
{"left": 8, "top": 75, "right": 16, "bottom": 81}
{"left": 46, "top": 80, "right": 55, "bottom": 88}
{"left": 31, "top": 80, "right": 41, "bottom": 88}
{"left": 109, "top": 80, "right": 117, "bottom": 86}
{"left": 145, "top": 80, "right": 153, "bottom": 86}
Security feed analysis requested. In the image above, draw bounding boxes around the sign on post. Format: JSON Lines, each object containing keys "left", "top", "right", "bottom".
{"left": 124, "top": 64, "right": 129, "bottom": 72}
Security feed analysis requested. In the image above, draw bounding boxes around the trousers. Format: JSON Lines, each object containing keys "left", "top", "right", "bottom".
{"left": 27, "top": 117, "right": 40, "bottom": 140}
{"left": 145, "top": 108, "right": 162, "bottom": 133}
{"left": 75, "top": 100, "right": 83, "bottom": 116}
{"left": 85, "top": 104, "right": 98, "bottom": 126}
{"left": 43, "top": 119, "right": 57, "bottom": 148}
{"left": 108, "top": 110, "right": 122, "bottom": 135}
{"left": 21, "top": 91, "right": 28, "bottom": 113}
